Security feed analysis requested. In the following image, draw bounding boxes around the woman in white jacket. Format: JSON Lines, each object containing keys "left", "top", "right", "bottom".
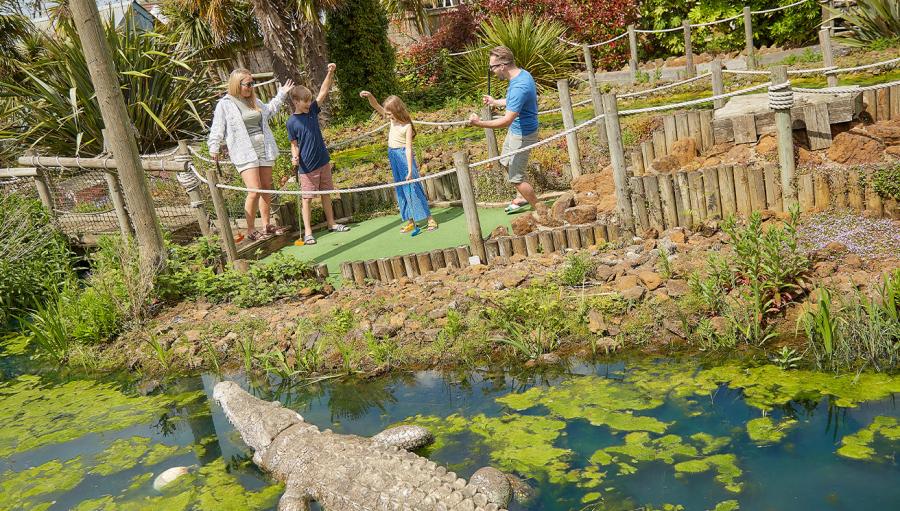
{"left": 208, "top": 68, "right": 293, "bottom": 241}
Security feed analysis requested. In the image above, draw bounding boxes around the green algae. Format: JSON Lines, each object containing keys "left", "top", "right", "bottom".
{"left": 126, "top": 472, "right": 154, "bottom": 492}
{"left": 91, "top": 437, "right": 153, "bottom": 476}
{"left": 674, "top": 454, "right": 743, "bottom": 493}
{"left": 0, "top": 375, "right": 174, "bottom": 457}
{"left": 497, "top": 376, "right": 670, "bottom": 433}
{"left": 691, "top": 433, "right": 731, "bottom": 455}
{"left": 144, "top": 442, "right": 191, "bottom": 467}
{"left": 469, "top": 413, "right": 571, "bottom": 483}
{"left": 0, "top": 457, "right": 85, "bottom": 510}
{"left": 710, "top": 500, "right": 740, "bottom": 511}
{"left": 746, "top": 417, "right": 798, "bottom": 445}
{"left": 70, "top": 459, "right": 282, "bottom": 511}
{"left": 395, "top": 413, "right": 470, "bottom": 456}
{"left": 692, "top": 365, "right": 900, "bottom": 412}
{"left": 582, "top": 491, "right": 603, "bottom": 503}
{"left": 836, "top": 416, "right": 900, "bottom": 462}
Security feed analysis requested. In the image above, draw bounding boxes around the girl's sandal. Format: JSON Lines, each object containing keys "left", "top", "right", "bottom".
{"left": 426, "top": 219, "right": 439, "bottom": 231}
{"left": 400, "top": 222, "right": 416, "bottom": 233}
{"left": 265, "top": 224, "right": 290, "bottom": 236}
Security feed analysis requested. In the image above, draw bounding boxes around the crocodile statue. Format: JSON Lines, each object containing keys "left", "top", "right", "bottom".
{"left": 214, "top": 380, "right": 524, "bottom": 511}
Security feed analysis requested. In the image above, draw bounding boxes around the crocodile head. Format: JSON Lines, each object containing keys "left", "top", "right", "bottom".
{"left": 213, "top": 381, "right": 304, "bottom": 453}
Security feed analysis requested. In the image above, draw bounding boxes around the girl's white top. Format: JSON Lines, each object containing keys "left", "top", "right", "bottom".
{"left": 388, "top": 122, "right": 411, "bottom": 149}
{"left": 207, "top": 91, "right": 287, "bottom": 167}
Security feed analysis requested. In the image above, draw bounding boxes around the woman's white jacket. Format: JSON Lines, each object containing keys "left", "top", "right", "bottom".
{"left": 207, "top": 91, "right": 287, "bottom": 167}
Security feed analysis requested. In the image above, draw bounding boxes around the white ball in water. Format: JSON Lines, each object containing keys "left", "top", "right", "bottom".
{"left": 153, "top": 466, "right": 191, "bottom": 491}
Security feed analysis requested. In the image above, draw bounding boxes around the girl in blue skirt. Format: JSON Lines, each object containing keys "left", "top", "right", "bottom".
{"left": 360, "top": 91, "right": 437, "bottom": 236}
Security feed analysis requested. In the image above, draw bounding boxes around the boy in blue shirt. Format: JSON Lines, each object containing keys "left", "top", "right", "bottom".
{"left": 469, "top": 46, "right": 540, "bottom": 214}
{"left": 287, "top": 62, "right": 350, "bottom": 245}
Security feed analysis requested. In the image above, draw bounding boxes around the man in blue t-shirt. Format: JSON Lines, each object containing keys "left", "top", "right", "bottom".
{"left": 287, "top": 63, "right": 349, "bottom": 245}
{"left": 469, "top": 46, "right": 541, "bottom": 215}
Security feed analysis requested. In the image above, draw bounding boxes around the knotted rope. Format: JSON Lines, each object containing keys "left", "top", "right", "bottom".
{"left": 768, "top": 82, "right": 793, "bottom": 110}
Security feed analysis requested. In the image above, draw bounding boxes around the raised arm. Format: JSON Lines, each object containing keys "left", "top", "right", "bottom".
{"left": 261, "top": 79, "right": 295, "bottom": 116}
{"left": 317, "top": 63, "right": 337, "bottom": 104}
{"left": 359, "top": 90, "right": 386, "bottom": 117}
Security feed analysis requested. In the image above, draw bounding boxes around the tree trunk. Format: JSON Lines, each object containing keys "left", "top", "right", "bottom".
{"left": 69, "top": 0, "right": 166, "bottom": 270}
{"left": 246, "top": 0, "right": 305, "bottom": 82}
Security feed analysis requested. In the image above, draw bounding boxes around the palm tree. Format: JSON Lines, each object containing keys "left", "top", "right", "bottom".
{"left": 381, "top": 0, "right": 432, "bottom": 37}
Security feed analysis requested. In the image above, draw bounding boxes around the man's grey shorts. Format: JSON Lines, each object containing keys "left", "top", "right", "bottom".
{"left": 500, "top": 131, "right": 539, "bottom": 184}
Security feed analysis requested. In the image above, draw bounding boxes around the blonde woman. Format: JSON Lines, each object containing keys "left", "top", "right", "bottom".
{"left": 208, "top": 69, "right": 293, "bottom": 241}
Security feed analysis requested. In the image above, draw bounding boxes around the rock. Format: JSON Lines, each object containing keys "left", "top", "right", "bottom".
{"left": 621, "top": 286, "right": 646, "bottom": 301}
{"left": 827, "top": 130, "right": 884, "bottom": 165}
{"left": 550, "top": 192, "right": 575, "bottom": 223}
{"left": 299, "top": 287, "right": 315, "bottom": 297}
{"left": 537, "top": 352, "right": 561, "bottom": 365}
{"left": 665, "top": 279, "right": 689, "bottom": 297}
{"left": 823, "top": 241, "right": 847, "bottom": 256}
{"left": 533, "top": 204, "right": 563, "bottom": 228}
{"left": 702, "top": 156, "right": 722, "bottom": 167}
{"left": 587, "top": 309, "right": 607, "bottom": 334}
{"left": 670, "top": 137, "right": 698, "bottom": 165}
{"left": 615, "top": 274, "right": 641, "bottom": 291}
{"left": 372, "top": 319, "right": 400, "bottom": 338}
{"left": 709, "top": 316, "right": 729, "bottom": 335}
{"left": 184, "top": 330, "right": 201, "bottom": 343}
{"left": 469, "top": 467, "right": 511, "bottom": 507}
{"left": 153, "top": 466, "right": 191, "bottom": 491}
{"left": 722, "top": 144, "right": 752, "bottom": 164}
{"left": 699, "top": 220, "right": 720, "bottom": 237}
{"left": 510, "top": 214, "right": 537, "bottom": 236}
{"left": 663, "top": 318, "right": 686, "bottom": 338}
{"left": 814, "top": 261, "right": 837, "bottom": 278}
{"left": 595, "top": 266, "right": 617, "bottom": 282}
{"left": 887, "top": 146, "right": 900, "bottom": 159}
{"left": 500, "top": 270, "right": 528, "bottom": 289}
{"left": 866, "top": 120, "right": 900, "bottom": 145}
{"left": 563, "top": 205, "right": 597, "bottom": 225}
{"left": 490, "top": 225, "right": 510, "bottom": 239}
{"left": 844, "top": 253, "right": 863, "bottom": 269}
{"left": 668, "top": 229, "right": 688, "bottom": 244}
{"left": 652, "top": 154, "right": 681, "bottom": 172}
{"left": 593, "top": 336, "right": 621, "bottom": 353}
{"left": 572, "top": 173, "right": 606, "bottom": 193}
{"left": 755, "top": 133, "right": 777, "bottom": 155}
{"left": 797, "top": 146, "right": 822, "bottom": 166}
{"left": 637, "top": 270, "right": 662, "bottom": 291}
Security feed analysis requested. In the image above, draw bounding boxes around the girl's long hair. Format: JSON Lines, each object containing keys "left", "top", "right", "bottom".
{"left": 383, "top": 95, "right": 415, "bottom": 138}
{"left": 227, "top": 68, "right": 259, "bottom": 110}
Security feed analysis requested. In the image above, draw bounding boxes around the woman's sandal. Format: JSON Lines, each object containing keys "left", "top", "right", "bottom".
{"left": 329, "top": 223, "right": 351, "bottom": 232}
{"left": 303, "top": 234, "right": 317, "bottom": 245}
{"left": 265, "top": 224, "right": 290, "bottom": 236}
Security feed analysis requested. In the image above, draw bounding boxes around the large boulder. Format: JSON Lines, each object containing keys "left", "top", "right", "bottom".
{"left": 652, "top": 154, "right": 681, "bottom": 172}
{"left": 563, "top": 205, "right": 597, "bottom": 225}
{"left": 827, "top": 130, "right": 884, "bottom": 165}
{"left": 511, "top": 213, "right": 537, "bottom": 235}
{"left": 670, "top": 137, "right": 698, "bottom": 166}
{"left": 865, "top": 119, "right": 900, "bottom": 146}
{"left": 755, "top": 133, "right": 777, "bottom": 156}
{"left": 489, "top": 225, "right": 509, "bottom": 239}
{"left": 550, "top": 192, "right": 575, "bottom": 224}
{"left": 572, "top": 173, "right": 607, "bottom": 193}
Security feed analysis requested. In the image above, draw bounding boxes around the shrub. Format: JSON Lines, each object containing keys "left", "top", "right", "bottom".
{"left": 398, "top": 5, "right": 479, "bottom": 109}
{"left": 0, "top": 17, "right": 217, "bottom": 156}
{"left": 638, "top": 0, "right": 820, "bottom": 59}
{"left": 558, "top": 253, "right": 597, "bottom": 287}
{"left": 832, "top": 0, "right": 900, "bottom": 48}
{"left": 871, "top": 164, "right": 900, "bottom": 201}
{"left": 485, "top": 282, "right": 570, "bottom": 359}
{"left": 326, "top": 0, "right": 399, "bottom": 119}
{"left": 470, "top": 0, "right": 638, "bottom": 70}
{"left": 453, "top": 14, "right": 579, "bottom": 96}
{"left": 0, "top": 194, "right": 75, "bottom": 327}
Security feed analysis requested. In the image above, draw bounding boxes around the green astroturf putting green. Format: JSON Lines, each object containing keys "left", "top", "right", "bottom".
{"left": 274, "top": 206, "right": 518, "bottom": 273}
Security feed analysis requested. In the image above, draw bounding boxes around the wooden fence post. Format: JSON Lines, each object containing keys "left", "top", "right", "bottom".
{"left": 481, "top": 105, "right": 500, "bottom": 167}
{"left": 453, "top": 151, "right": 486, "bottom": 264}
{"left": 771, "top": 65, "right": 797, "bottom": 209}
{"left": 557, "top": 79, "right": 583, "bottom": 179}
{"left": 205, "top": 162, "right": 239, "bottom": 265}
{"left": 711, "top": 58, "right": 725, "bottom": 109}
{"left": 743, "top": 6, "right": 756, "bottom": 69}
{"left": 583, "top": 44, "right": 609, "bottom": 149}
{"left": 99, "top": 129, "right": 134, "bottom": 238}
{"left": 682, "top": 19, "right": 695, "bottom": 78}
{"left": 31, "top": 167, "right": 56, "bottom": 222}
{"left": 176, "top": 140, "right": 211, "bottom": 238}
{"left": 602, "top": 93, "right": 634, "bottom": 232}
{"left": 818, "top": 27, "right": 838, "bottom": 88}
{"left": 627, "top": 24, "right": 638, "bottom": 84}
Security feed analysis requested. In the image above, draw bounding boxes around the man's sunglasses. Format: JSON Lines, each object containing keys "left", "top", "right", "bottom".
{"left": 488, "top": 63, "right": 505, "bottom": 71}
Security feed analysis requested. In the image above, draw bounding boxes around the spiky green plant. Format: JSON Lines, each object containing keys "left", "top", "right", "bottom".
{"left": 0, "top": 18, "right": 217, "bottom": 155}
{"left": 452, "top": 14, "right": 578, "bottom": 95}
{"left": 830, "top": 0, "right": 900, "bottom": 47}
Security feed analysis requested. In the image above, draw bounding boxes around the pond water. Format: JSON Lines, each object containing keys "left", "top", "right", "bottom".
{"left": 1, "top": 358, "right": 898, "bottom": 511}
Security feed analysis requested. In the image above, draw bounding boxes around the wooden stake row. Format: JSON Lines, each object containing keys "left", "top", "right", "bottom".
{"left": 630, "top": 163, "right": 899, "bottom": 232}
{"left": 630, "top": 110, "right": 715, "bottom": 175}
{"left": 338, "top": 222, "right": 623, "bottom": 286}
